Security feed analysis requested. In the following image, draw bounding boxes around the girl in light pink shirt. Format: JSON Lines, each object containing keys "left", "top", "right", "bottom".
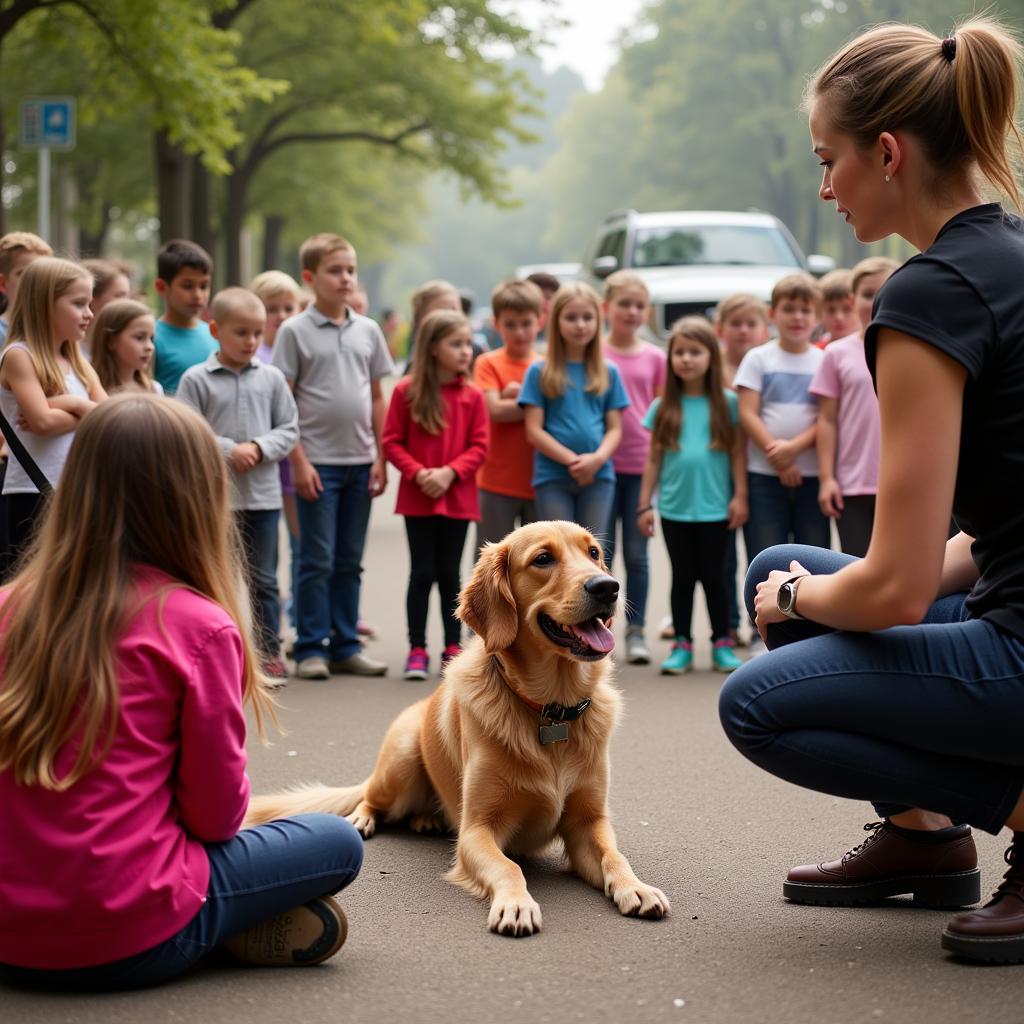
{"left": 0, "top": 394, "right": 362, "bottom": 990}
{"left": 601, "top": 272, "right": 666, "bottom": 665}
{"left": 810, "top": 256, "right": 900, "bottom": 557}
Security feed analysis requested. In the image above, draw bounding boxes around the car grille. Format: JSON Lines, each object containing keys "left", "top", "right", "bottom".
{"left": 661, "top": 301, "right": 719, "bottom": 328}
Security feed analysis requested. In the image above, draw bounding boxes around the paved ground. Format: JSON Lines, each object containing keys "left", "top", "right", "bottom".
{"left": 7, "top": 488, "right": 1022, "bottom": 1024}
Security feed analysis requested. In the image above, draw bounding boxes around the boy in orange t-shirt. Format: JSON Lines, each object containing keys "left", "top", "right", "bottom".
{"left": 473, "top": 279, "right": 543, "bottom": 550}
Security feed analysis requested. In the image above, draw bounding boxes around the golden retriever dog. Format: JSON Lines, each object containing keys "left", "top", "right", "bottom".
{"left": 245, "top": 521, "right": 670, "bottom": 936}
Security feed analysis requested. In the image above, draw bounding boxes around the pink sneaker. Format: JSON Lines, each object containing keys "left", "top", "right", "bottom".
{"left": 403, "top": 647, "right": 429, "bottom": 681}
{"left": 440, "top": 643, "right": 462, "bottom": 671}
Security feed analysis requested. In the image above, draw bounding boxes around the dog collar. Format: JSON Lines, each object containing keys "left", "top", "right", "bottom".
{"left": 491, "top": 656, "right": 591, "bottom": 745}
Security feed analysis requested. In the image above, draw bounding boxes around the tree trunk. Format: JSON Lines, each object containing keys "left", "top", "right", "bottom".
{"left": 261, "top": 213, "right": 285, "bottom": 273}
{"left": 155, "top": 131, "right": 192, "bottom": 242}
{"left": 190, "top": 160, "right": 218, "bottom": 273}
{"left": 223, "top": 169, "right": 249, "bottom": 285}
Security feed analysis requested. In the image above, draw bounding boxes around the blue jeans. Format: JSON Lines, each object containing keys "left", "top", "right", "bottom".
{"left": 236, "top": 509, "right": 282, "bottom": 659}
{"left": 0, "top": 814, "right": 363, "bottom": 991}
{"left": 295, "top": 464, "right": 372, "bottom": 662}
{"left": 534, "top": 478, "right": 616, "bottom": 558}
{"left": 743, "top": 472, "right": 830, "bottom": 563}
{"left": 719, "top": 545, "right": 1024, "bottom": 834}
{"left": 604, "top": 472, "right": 648, "bottom": 628}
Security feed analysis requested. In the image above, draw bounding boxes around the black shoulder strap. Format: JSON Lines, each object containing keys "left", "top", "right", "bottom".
{"left": 0, "top": 406, "right": 52, "bottom": 495}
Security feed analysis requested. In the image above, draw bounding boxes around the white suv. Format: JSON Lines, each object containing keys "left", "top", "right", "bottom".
{"left": 583, "top": 209, "right": 834, "bottom": 338}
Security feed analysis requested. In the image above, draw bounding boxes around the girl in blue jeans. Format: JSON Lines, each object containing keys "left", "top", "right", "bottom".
{"left": 520, "top": 281, "right": 629, "bottom": 549}
{"left": 720, "top": 17, "right": 1024, "bottom": 965}
{"left": 0, "top": 396, "right": 362, "bottom": 990}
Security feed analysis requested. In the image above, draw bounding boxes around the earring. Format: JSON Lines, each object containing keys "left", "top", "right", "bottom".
{"left": 885, "top": 174, "right": 891, "bottom": 182}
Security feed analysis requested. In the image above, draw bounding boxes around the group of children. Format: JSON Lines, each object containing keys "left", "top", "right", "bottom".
{"left": 0, "top": 225, "right": 896, "bottom": 683}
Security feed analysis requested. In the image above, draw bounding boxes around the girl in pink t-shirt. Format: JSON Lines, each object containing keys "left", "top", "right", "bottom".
{"left": 601, "top": 272, "right": 666, "bottom": 665}
{"left": 0, "top": 395, "right": 362, "bottom": 990}
{"left": 810, "top": 256, "right": 899, "bottom": 557}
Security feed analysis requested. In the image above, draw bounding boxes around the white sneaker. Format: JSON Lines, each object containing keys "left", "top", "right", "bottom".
{"left": 295, "top": 656, "right": 329, "bottom": 680}
{"left": 658, "top": 614, "right": 675, "bottom": 640}
{"left": 625, "top": 630, "right": 651, "bottom": 665}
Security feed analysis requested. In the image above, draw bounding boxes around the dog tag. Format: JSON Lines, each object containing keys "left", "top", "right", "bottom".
{"left": 539, "top": 722, "right": 569, "bottom": 745}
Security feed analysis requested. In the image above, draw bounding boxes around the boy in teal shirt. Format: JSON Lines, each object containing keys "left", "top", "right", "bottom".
{"left": 153, "top": 239, "right": 215, "bottom": 395}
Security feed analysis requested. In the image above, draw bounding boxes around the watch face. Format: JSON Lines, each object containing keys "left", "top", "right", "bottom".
{"left": 779, "top": 583, "right": 795, "bottom": 613}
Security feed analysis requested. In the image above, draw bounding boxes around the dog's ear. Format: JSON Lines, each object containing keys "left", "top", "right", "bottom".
{"left": 458, "top": 541, "right": 517, "bottom": 652}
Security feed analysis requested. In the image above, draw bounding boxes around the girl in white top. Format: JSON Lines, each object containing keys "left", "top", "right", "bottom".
{"left": 0, "top": 257, "right": 106, "bottom": 572}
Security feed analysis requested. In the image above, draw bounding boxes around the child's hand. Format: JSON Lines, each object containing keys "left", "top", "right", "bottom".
{"left": 727, "top": 495, "right": 749, "bottom": 530}
{"left": 417, "top": 466, "right": 456, "bottom": 498}
{"left": 765, "top": 439, "right": 796, "bottom": 471}
{"left": 369, "top": 458, "right": 387, "bottom": 498}
{"left": 230, "top": 442, "right": 261, "bottom": 473}
{"left": 818, "top": 477, "right": 844, "bottom": 518}
{"left": 778, "top": 464, "right": 803, "bottom": 488}
{"left": 294, "top": 460, "right": 324, "bottom": 501}
{"left": 637, "top": 509, "right": 656, "bottom": 538}
{"left": 568, "top": 452, "right": 601, "bottom": 485}
{"left": 501, "top": 380, "right": 521, "bottom": 400}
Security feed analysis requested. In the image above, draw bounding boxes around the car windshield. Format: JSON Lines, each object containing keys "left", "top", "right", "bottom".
{"left": 631, "top": 225, "right": 801, "bottom": 268}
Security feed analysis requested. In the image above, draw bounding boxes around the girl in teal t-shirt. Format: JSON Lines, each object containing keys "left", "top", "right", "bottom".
{"left": 638, "top": 317, "right": 748, "bottom": 674}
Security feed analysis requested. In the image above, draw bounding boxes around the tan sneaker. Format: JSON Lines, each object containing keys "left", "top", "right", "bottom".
{"left": 328, "top": 652, "right": 387, "bottom": 676}
{"left": 295, "top": 657, "right": 329, "bottom": 680}
{"left": 224, "top": 897, "right": 348, "bottom": 967}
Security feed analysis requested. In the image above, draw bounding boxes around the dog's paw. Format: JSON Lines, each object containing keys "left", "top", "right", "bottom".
{"left": 487, "top": 894, "right": 543, "bottom": 937}
{"left": 409, "top": 813, "right": 447, "bottom": 835}
{"left": 346, "top": 806, "right": 377, "bottom": 839}
{"left": 611, "top": 881, "right": 671, "bottom": 919}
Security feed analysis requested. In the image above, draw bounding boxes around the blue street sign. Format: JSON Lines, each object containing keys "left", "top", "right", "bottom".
{"left": 20, "top": 97, "right": 76, "bottom": 151}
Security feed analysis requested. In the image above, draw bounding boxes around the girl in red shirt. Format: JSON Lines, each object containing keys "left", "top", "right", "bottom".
{"left": 382, "top": 310, "right": 489, "bottom": 680}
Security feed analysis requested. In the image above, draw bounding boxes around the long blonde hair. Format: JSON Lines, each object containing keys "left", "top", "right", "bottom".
{"left": 90, "top": 298, "right": 156, "bottom": 393}
{"left": 407, "top": 309, "right": 470, "bottom": 434}
{"left": 652, "top": 317, "right": 733, "bottom": 453}
{"left": 0, "top": 395, "right": 273, "bottom": 790}
{"left": 6, "top": 256, "right": 99, "bottom": 396}
{"left": 540, "top": 282, "right": 608, "bottom": 398}
{"left": 807, "top": 17, "right": 1024, "bottom": 209}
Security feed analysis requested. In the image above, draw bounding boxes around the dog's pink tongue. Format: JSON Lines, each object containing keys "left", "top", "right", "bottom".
{"left": 571, "top": 618, "right": 616, "bottom": 653}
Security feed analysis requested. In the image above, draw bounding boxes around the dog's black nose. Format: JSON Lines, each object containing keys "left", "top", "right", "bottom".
{"left": 584, "top": 574, "right": 619, "bottom": 603}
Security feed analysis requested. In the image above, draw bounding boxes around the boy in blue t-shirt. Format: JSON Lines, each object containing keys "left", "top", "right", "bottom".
{"left": 153, "top": 239, "right": 215, "bottom": 395}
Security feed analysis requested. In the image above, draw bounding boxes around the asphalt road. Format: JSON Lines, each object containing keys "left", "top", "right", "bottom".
{"left": 6, "top": 489, "right": 1021, "bottom": 1024}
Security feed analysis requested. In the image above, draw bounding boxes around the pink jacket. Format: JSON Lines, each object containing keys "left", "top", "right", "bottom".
{"left": 0, "top": 569, "right": 250, "bottom": 969}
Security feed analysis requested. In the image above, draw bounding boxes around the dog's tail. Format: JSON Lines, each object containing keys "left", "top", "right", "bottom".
{"left": 243, "top": 781, "right": 368, "bottom": 828}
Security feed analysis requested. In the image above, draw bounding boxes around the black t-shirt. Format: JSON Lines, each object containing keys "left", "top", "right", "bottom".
{"left": 865, "top": 202, "right": 1024, "bottom": 640}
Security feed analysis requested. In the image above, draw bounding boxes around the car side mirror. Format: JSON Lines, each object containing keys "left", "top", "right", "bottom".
{"left": 806, "top": 254, "right": 836, "bottom": 277}
{"left": 591, "top": 255, "right": 619, "bottom": 279}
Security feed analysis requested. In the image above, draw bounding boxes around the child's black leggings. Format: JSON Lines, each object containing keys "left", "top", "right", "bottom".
{"left": 661, "top": 518, "right": 731, "bottom": 642}
{"left": 404, "top": 515, "right": 470, "bottom": 649}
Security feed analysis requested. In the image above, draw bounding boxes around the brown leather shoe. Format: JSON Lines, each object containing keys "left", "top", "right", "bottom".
{"left": 942, "top": 834, "right": 1024, "bottom": 963}
{"left": 784, "top": 821, "right": 981, "bottom": 907}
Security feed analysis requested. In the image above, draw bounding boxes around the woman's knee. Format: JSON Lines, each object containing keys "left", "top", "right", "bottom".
{"left": 717, "top": 659, "right": 776, "bottom": 754}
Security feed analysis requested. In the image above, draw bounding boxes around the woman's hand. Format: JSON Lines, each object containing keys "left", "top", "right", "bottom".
{"left": 754, "top": 560, "right": 810, "bottom": 641}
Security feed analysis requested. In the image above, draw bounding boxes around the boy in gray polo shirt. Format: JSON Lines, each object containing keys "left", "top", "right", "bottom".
{"left": 178, "top": 288, "right": 299, "bottom": 682}
{"left": 272, "top": 233, "right": 395, "bottom": 679}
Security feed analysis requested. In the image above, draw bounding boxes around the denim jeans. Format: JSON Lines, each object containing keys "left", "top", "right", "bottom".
{"left": 295, "top": 463, "right": 372, "bottom": 662}
{"left": 743, "top": 472, "right": 830, "bottom": 563}
{"left": 719, "top": 544, "right": 1024, "bottom": 834}
{"left": 236, "top": 509, "right": 282, "bottom": 659}
{"left": 604, "top": 472, "right": 648, "bottom": 628}
{"left": 0, "top": 814, "right": 363, "bottom": 991}
{"left": 534, "top": 479, "right": 616, "bottom": 559}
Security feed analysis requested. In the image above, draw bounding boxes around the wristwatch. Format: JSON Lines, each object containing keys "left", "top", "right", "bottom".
{"left": 777, "top": 574, "right": 806, "bottom": 620}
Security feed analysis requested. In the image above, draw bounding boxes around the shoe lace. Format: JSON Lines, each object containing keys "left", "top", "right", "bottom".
{"left": 840, "top": 821, "right": 886, "bottom": 865}
{"left": 992, "top": 835, "right": 1024, "bottom": 900}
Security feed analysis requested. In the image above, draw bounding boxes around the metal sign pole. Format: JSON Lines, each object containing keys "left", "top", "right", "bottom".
{"left": 37, "top": 146, "right": 50, "bottom": 241}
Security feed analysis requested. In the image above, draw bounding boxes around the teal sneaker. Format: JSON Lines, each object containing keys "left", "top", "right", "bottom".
{"left": 712, "top": 638, "right": 743, "bottom": 673}
{"left": 660, "top": 639, "right": 693, "bottom": 675}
